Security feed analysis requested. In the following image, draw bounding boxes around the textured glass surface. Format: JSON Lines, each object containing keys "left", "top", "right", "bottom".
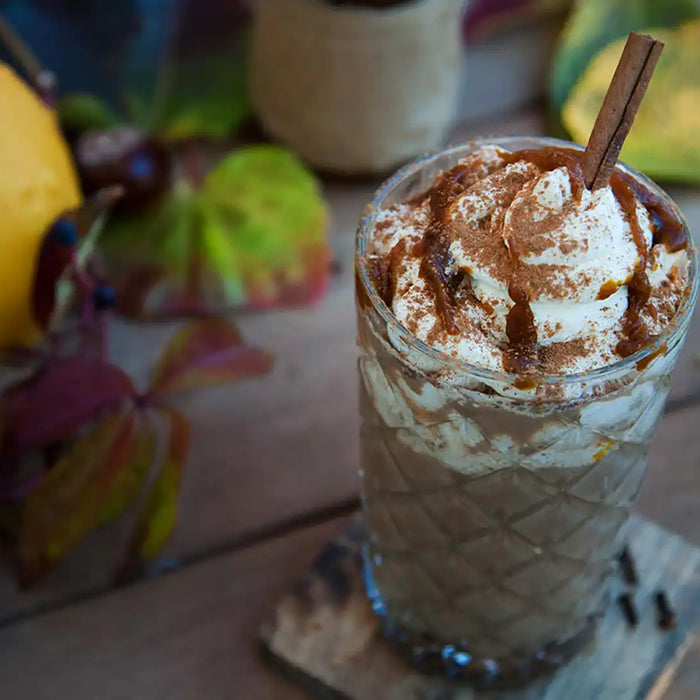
{"left": 355, "top": 137, "right": 698, "bottom": 686}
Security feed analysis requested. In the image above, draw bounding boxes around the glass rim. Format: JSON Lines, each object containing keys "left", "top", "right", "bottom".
{"left": 355, "top": 136, "right": 700, "bottom": 387}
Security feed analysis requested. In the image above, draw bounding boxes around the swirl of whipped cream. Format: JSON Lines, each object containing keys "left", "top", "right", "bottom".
{"left": 371, "top": 146, "right": 689, "bottom": 375}
{"left": 446, "top": 156, "right": 652, "bottom": 346}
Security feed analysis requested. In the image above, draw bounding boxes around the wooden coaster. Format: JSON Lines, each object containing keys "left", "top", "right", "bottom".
{"left": 261, "top": 515, "right": 700, "bottom": 699}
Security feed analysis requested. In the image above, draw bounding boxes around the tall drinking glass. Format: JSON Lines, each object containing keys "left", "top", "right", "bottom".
{"left": 355, "top": 137, "right": 698, "bottom": 687}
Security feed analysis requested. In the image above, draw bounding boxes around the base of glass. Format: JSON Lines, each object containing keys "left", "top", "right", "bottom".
{"left": 363, "top": 548, "right": 601, "bottom": 689}
{"left": 379, "top": 617, "right": 598, "bottom": 689}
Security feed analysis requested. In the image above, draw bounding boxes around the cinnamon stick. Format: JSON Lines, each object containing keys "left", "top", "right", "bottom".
{"left": 582, "top": 32, "right": 664, "bottom": 190}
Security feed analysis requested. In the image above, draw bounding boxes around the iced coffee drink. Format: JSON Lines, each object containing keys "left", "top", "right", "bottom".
{"left": 355, "top": 137, "right": 697, "bottom": 686}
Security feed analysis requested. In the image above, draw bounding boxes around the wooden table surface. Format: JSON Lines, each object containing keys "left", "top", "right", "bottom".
{"left": 2, "top": 106, "right": 700, "bottom": 699}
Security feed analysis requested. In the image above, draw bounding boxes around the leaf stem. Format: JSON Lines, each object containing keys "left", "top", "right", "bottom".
{"left": 72, "top": 258, "right": 95, "bottom": 293}
{"left": 98, "top": 311, "right": 110, "bottom": 363}
{"left": 0, "top": 13, "right": 56, "bottom": 104}
{"left": 70, "top": 250, "right": 96, "bottom": 328}
{"left": 180, "top": 143, "right": 205, "bottom": 301}
{"left": 180, "top": 142, "right": 205, "bottom": 187}
{"left": 144, "top": 0, "right": 185, "bottom": 132}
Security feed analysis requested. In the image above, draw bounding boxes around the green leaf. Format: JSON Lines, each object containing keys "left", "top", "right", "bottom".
{"left": 563, "top": 21, "right": 700, "bottom": 183}
{"left": 100, "top": 145, "right": 330, "bottom": 318}
{"left": 100, "top": 182, "right": 200, "bottom": 317}
{"left": 1, "top": 2, "right": 252, "bottom": 140}
{"left": 201, "top": 146, "right": 330, "bottom": 307}
{"left": 96, "top": 419, "right": 157, "bottom": 528}
{"left": 18, "top": 411, "right": 135, "bottom": 586}
{"left": 125, "top": 408, "right": 191, "bottom": 561}
{"left": 53, "top": 188, "right": 123, "bottom": 325}
{"left": 151, "top": 44, "right": 251, "bottom": 141}
{"left": 550, "top": 0, "right": 699, "bottom": 112}
{"left": 57, "top": 93, "right": 121, "bottom": 134}
{"left": 123, "top": 6, "right": 252, "bottom": 140}
{"left": 150, "top": 318, "right": 272, "bottom": 396}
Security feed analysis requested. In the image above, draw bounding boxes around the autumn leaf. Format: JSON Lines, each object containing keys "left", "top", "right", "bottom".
{"left": 550, "top": 0, "right": 698, "bottom": 112}
{"left": 563, "top": 21, "right": 700, "bottom": 183}
{"left": 150, "top": 318, "right": 272, "bottom": 397}
{"left": 18, "top": 411, "right": 135, "bottom": 586}
{"left": 99, "top": 181, "right": 199, "bottom": 317}
{"left": 124, "top": 407, "right": 190, "bottom": 563}
{"left": 96, "top": 417, "right": 157, "bottom": 528}
{"left": 143, "top": 0, "right": 252, "bottom": 140}
{"left": 100, "top": 145, "right": 330, "bottom": 318}
{"left": 202, "top": 146, "right": 330, "bottom": 308}
{"left": 41, "top": 188, "right": 123, "bottom": 333}
{"left": 3, "top": 358, "right": 136, "bottom": 453}
{"left": 57, "top": 93, "right": 121, "bottom": 135}
{"left": 3, "top": 1, "right": 252, "bottom": 140}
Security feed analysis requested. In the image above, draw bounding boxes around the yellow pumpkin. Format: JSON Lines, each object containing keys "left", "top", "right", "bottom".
{"left": 0, "top": 62, "right": 81, "bottom": 350}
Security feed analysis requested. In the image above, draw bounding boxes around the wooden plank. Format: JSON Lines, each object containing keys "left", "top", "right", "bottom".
{"left": 637, "top": 403, "right": 700, "bottom": 546}
{"left": 0, "top": 518, "right": 351, "bottom": 700}
{"left": 659, "top": 635, "right": 700, "bottom": 700}
{"left": 664, "top": 187, "right": 700, "bottom": 408}
{"left": 263, "top": 516, "right": 700, "bottom": 700}
{"left": 1, "top": 395, "right": 692, "bottom": 626}
{"left": 0, "top": 177, "right": 364, "bottom": 622}
{"left": 0, "top": 510, "right": 697, "bottom": 699}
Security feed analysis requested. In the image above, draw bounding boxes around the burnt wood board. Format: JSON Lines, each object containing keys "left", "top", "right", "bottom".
{"left": 261, "top": 515, "right": 700, "bottom": 699}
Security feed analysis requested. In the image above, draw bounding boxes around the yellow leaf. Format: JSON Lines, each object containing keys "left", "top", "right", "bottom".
{"left": 563, "top": 21, "right": 700, "bottom": 183}
{"left": 19, "top": 411, "right": 134, "bottom": 585}
{"left": 96, "top": 420, "right": 157, "bottom": 528}
{"left": 126, "top": 408, "right": 191, "bottom": 561}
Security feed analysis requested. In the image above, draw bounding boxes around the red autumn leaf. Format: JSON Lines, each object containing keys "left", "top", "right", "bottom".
{"left": 124, "top": 407, "right": 191, "bottom": 563}
{"left": 3, "top": 357, "right": 136, "bottom": 453}
{"left": 149, "top": 318, "right": 272, "bottom": 396}
{"left": 18, "top": 411, "right": 136, "bottom": 586}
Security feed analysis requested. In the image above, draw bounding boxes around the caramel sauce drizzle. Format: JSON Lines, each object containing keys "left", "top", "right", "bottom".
{"left": 414, "top": 163, "right": 473, "bottom": 335}
{"left": 394, "top": 146, "right": 688, "bottom": 376}
{"left": 499, "top": 147, "right": 589, "bottom": 373}
{"left": 367, "top": 256, "right": 391, "bottom": 308}
{"left": 501, "top": 147, "right": 587, "bottom": 204}
{"left": 505, "top": 280, "right": 538, "bottom": 374}
{"left": 598, "top": 280, "right": 620, "bottom": 300}
{"left": 609, "top": 172, "right": 652, "bottom": 357}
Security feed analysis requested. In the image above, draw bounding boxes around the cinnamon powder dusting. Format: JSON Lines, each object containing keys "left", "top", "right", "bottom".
{"left": 365, "top": 145, "right": 689, "bottom": 380}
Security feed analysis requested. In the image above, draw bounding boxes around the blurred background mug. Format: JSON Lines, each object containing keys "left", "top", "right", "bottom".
{"left": 250, "top": 0, "right": 465, "bottom": 175}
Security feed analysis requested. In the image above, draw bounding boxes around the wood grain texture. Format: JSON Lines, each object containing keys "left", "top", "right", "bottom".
{"left": 660, "top": 634, "right": 700, "bottom": 700}
{"left": 637, "top": 404, "right": 700, "bottom": 546}
{"left": 263, "top": 516, "right": 700, "bottom": 700}
{"left": 0, "top": 517, "right": 351, "bottom": 700}
{"left": 0, "top": 512, "right": 697, "bottom": 699}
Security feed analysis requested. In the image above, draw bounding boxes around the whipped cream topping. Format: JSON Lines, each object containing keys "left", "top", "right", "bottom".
{"left": 369, "top": 146, "right": 690, "bottom": 376}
